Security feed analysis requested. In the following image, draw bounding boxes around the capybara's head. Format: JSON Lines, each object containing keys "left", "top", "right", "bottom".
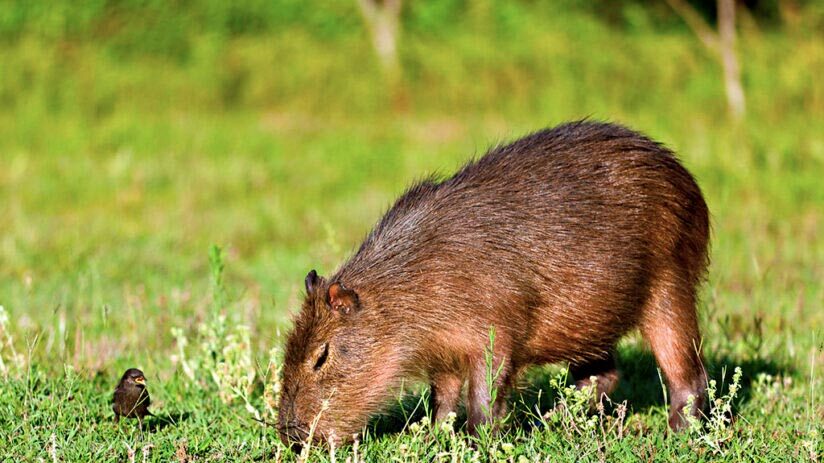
{"left": 278, "top": 270, "right": 400, "bottom": 445}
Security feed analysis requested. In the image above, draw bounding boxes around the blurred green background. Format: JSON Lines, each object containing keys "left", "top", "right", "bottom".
{"left": 0, "top": 0, "right": 822, "bottom": 370}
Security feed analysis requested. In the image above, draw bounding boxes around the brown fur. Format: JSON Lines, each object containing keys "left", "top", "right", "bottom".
{"left": 278, "top": 121, "right": 710, "bottom": 444}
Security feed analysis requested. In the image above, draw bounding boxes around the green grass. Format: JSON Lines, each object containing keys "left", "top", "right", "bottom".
{"left": 1, "top": 1, "right": 823, "bottom": 461}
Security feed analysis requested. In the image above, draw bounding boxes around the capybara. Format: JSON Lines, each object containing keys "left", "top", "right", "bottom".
{"left": 279, "top": 121, "right": 709, "bottom": 444}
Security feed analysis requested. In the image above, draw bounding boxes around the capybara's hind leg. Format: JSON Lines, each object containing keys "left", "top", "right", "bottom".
{"left": 429, "top": 372, "right": 463, "bottom": 421}
{"left": 641, "top": 276, "right": 707, "bottom": 431}
{"left": 570, "top": 353, "right": 620, "bottom": 405}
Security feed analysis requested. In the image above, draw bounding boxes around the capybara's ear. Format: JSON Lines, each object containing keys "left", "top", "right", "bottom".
{"left": 305, "top": 269, "right": 319, "bottom": 294}
{"left": 326, "top": 282, "right": 359, "bottom": 314}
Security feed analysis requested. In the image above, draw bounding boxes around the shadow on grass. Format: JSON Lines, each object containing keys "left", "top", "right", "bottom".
{"left": 367, "top": 344, "right": 794, "bottom": 438}
{"left": 515, "top": 345, "right": 794, "bottom": 427}
{"left": 145, "top": 411, "right": 191, "bottom": 432}
{"left": 365, "top": 387, "right": 433, "bottom": 437}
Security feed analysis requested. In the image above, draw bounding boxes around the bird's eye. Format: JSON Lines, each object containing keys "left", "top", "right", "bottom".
{"left": 313, "top": 343, "right": 329, "bottom": 371}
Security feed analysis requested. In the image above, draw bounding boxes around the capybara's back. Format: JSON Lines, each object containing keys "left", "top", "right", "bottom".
{"left": 279, "top": 121, "right": 710, "bottom": 444}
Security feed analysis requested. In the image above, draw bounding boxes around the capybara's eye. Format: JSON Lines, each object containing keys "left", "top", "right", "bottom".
{"left": 313, "top": 343, "right": 329, "bottom": 371}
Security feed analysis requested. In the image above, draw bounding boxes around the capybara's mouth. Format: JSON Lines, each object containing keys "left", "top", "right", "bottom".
{"left": 278, "top": 421, "right": 309, "bottom": 446}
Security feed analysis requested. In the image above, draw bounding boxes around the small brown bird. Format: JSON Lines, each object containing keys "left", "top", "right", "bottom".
{"left": 112, "top": 368, "right": 152, "bottom": 424}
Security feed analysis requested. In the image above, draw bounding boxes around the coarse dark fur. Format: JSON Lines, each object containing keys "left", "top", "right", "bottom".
{"left": 112, "top": 368, "right": 152, "bottom": 424}
{"left": 279, "top": 121, "right": 710, "bottom": 445}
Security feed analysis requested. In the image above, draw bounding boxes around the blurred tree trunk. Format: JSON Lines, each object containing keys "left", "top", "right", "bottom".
{"left": 356, "top": 0, "right": 402, "bottom": 85}
{"left": 666, "top": 0, "right": 746, "bottom": 121}
{"left": 717, "top": 0, "right": 745, "bottom": 120}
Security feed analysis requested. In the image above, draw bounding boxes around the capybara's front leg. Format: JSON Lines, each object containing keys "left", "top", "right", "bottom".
{"left": 466, "top": 354, "right": 510, "bottom": 435}
{"left": 429, "top": 372, "right": 463, "bottom": 421}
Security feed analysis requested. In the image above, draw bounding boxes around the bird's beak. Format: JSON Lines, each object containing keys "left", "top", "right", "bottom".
{"left": 135, "top": 376, "right": 146, "bottom": 385}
